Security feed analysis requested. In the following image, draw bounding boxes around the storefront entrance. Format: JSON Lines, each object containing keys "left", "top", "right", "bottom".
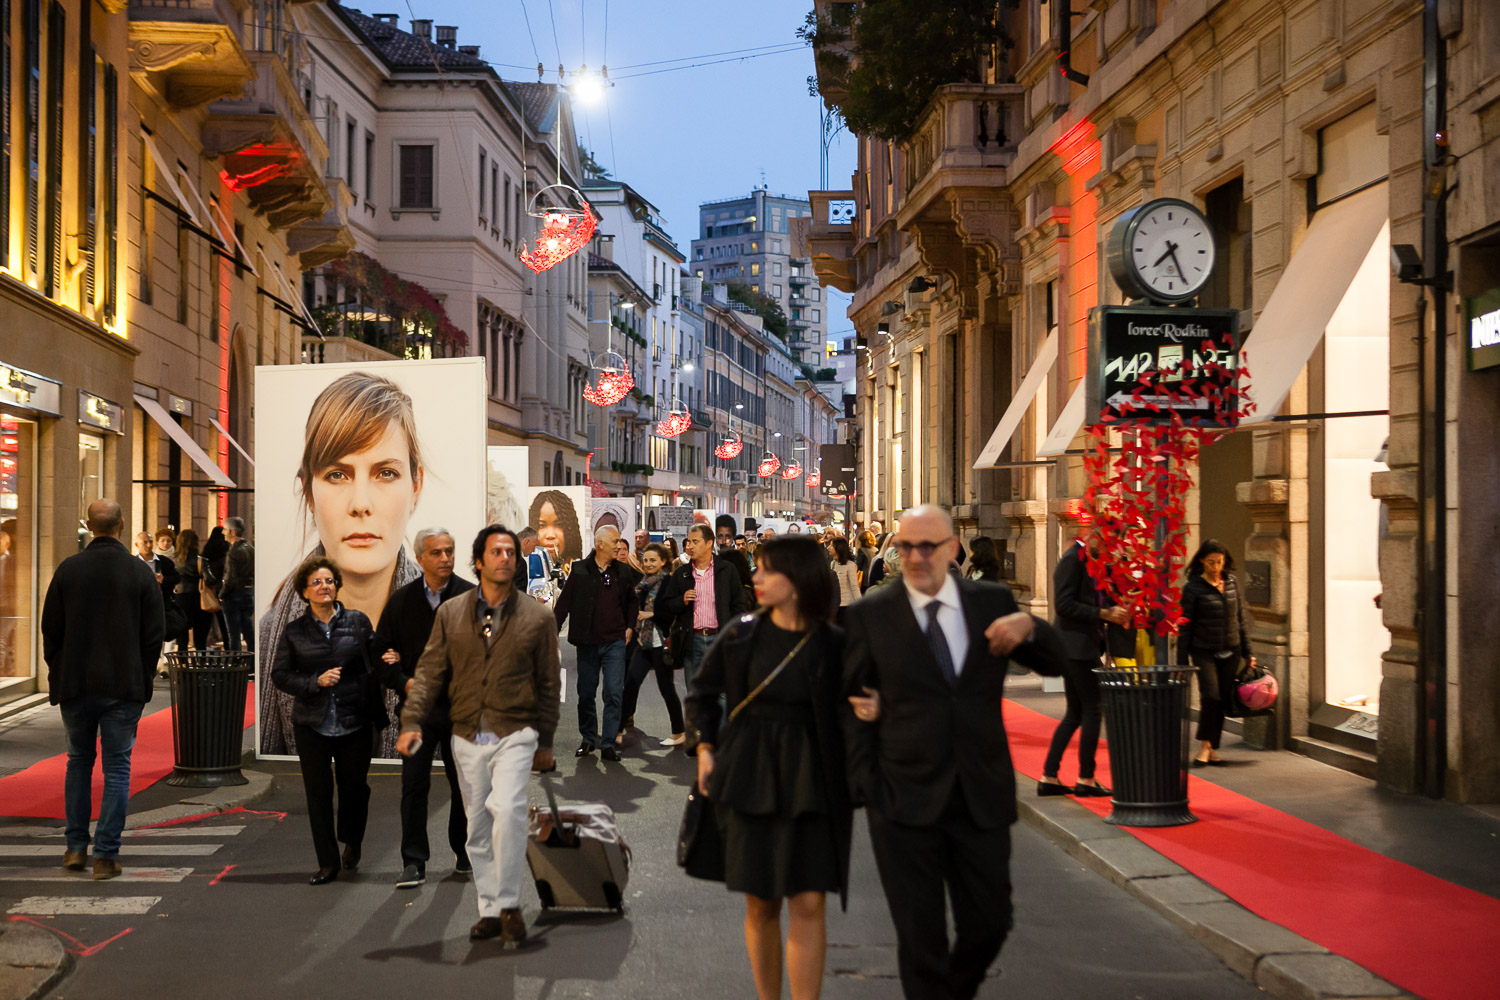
{"left": 1, "top": 414, "right": 38, "bottom": 699}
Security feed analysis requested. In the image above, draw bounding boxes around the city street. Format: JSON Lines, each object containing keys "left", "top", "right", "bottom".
{"left": 0, "top": 663, "right": 1264, "bottom": 1000}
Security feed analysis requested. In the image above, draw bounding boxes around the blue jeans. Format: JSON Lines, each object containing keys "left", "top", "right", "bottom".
{"left": 686, "top": 633, "right": 716, "bottom": 692}
{"left": 222, "top": 590, "right": 255, "bottom": 652}
{"left": 60, "top": 697, "right": 145, "bottom": 859}
{"left": 575, "top": 640, "right": 627, "bottom": 746}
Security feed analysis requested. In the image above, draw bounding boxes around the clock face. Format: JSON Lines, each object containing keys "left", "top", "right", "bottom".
{"left": 1114, "top": 199, "right": 1216, "bottom": 304}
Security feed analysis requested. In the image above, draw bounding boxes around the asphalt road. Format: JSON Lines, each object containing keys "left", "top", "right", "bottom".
{"left": 6, "top": 656, "right": 1266, "bottom": 1000}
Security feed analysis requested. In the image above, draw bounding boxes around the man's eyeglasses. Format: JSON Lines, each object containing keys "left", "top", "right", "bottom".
{"left": 894, "top": 537, "right": 954, "bottom": 559}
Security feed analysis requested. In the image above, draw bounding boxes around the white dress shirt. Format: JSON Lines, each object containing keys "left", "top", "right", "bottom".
{"left": 904, "top": 574, "right": 969, "bottom": 677}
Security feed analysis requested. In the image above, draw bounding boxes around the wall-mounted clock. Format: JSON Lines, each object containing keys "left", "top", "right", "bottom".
{"left": 1106, "top": 197, "right": 1216, "bottom": 305}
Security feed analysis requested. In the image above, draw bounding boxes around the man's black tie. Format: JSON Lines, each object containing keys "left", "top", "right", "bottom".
{"left": 925, "top": 602, "right": 957, "bottom": 687}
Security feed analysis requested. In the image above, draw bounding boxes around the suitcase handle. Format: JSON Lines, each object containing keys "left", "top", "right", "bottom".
{"left": 540, "top": 775, "right": 577, "bottom": 848}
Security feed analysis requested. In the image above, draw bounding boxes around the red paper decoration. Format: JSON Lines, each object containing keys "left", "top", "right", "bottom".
{"left": 780, "top": 460, "right": 803, "bottom": 481}
{"left": 656, "top": 411, "right": 692, "bottom": 438}
{"left": 805, "top": 470, "right": 821, "bottom": 488}
{"left": 582, "top": 351, "right": 634, "bottom": 407}
{"left": 757, "top": 453, "right": 782, "bottom": 478}
{"left": 519, "top": 204, "right": 597, "bottom": 274}
{"left": 714, "top": 430, "right": 744, "bottom": 460}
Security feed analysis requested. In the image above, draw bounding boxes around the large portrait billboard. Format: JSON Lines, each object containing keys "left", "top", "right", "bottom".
{"left": 253, "top": 358, "right": 486, "bottom": 759}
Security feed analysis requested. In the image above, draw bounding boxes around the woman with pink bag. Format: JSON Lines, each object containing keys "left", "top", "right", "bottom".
{"left": 1177, "top": 540, "right": 1256, "bottom": 767}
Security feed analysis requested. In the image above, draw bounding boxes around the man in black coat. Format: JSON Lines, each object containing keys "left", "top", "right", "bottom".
{"left": 41, "top": 500, "right": 165, "bottom": 881}
{"left": 553, "top": 525, "right": 638, "bottom": 761}
{"left": 655, "top": 523, "right": 749, "bottom": 697}
{"left": 714, "top": 515, "right": 754, "bottom": 604}
{"left": 843, "top": 505, "right": 1074, "bottom": 1000}
{"left": 373, "top": 527, "right": 475, "bottom": 888}
{"left": 1041, "top": 536, "right": 1134, "bottom": 796}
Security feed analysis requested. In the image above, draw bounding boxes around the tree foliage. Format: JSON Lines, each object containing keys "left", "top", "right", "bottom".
{"left": 798, "top": 0, "right": 1012, "bottom": 143}
{"left": 577, "top": 144, "right": 611, "bottom": 180}
{"left": 727, "top": 281, "right": 789, "bottom": 342}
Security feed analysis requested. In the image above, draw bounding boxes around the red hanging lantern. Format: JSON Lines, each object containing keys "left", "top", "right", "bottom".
{"left": 805, "top": 470, "right": 822, "bottom": 488}
{"left": 655, "top": 399, "right": 692, "bottom": 439}
{"left": 780, "top": 460, "right": 803, "bottom": 481}
{"left": 714, "top": 429, "right": 743, "bottom": 460}
{"left": 519, "top": 185, "right": 597, "bottom": 274}
{"left": 757, "top": 453, "right": 782, "bottom": 478}
{"left": 582, "top": 350, "right": 634, "bottom": 407}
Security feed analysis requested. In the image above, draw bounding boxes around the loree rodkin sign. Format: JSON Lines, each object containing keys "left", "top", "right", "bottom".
{"left": 1087, "top": 305, "right": 1242, "bottom": 426}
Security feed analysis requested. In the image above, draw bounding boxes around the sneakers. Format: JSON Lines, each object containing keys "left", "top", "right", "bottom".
{"left": 92, "top": 858, "right": 122, "bottom": 881}
{"left": 62, "top": 851, "right": 87, "bottom": 872}
{"left": 395, "top": 864, "right": 425, "bottom": 889}
{"left": 454, "top": 856, "right": 473, "bottom": 875}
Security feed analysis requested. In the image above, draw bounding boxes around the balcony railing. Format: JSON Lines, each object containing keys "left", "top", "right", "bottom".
{"left": 902, "top": 83, "right": 1025, "bottom": 199}
{"left": 301, "top": 335, "right": 398, "bottom": 365}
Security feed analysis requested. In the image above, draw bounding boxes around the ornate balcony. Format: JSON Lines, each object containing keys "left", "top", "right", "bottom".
{"left": 288, "top": 177, "right": 356, "bottom": 269}
{"left": 203, "top": 49, "right": 332, "bottom": 230}
{"left": 127, "top": 0, "right": 256, "bottom": 110}
{"left": 806, "top": 190, "right": 856, "bottom": 294}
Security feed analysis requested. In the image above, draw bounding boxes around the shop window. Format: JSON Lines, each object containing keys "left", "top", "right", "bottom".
{"left": 1314, "top": 103, "right": 1387, "bottom": 208}
{"left": 0, "top": 414, "right": 37, "bottom": 689}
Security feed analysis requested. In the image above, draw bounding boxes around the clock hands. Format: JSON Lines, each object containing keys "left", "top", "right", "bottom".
{"left": 1151, "top": 241, "right": 1177, "bottom": 268}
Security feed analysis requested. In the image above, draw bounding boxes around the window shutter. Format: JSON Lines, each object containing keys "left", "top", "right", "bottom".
{"left": 102, "top": 64, "right": 117, "bottom": 324}
{"left": 44, "top": 0, "right": 64, "bottom": 298}
{"left": 82, "top": 52, "right": 97, "bottom": 311}
{"left": 24, "top": 0, "right": 39, "bottom": 282}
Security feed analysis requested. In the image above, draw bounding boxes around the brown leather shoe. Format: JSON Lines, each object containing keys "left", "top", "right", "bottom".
{"left": 469, "top": 916, "right": 504, "bottom": 941}
{"left": 499, "top": 908, "right": 527, "bottom": 949}
{"left": 92, "top": 858, "right": 122, "bottom": 881}
{"left": 62, "top": 851, "right": 87, "bottom": 872}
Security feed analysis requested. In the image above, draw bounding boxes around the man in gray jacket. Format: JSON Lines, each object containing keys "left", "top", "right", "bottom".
{"left": 40, "top": 499, "right": 164, "bottom": 881}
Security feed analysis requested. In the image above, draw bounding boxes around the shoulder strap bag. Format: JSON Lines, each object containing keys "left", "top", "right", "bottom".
{"left": 677, "top": 626, "right": 812, "bottom": 881}
{"left": 198, "top": 557, "right": 222, "bottom": 613}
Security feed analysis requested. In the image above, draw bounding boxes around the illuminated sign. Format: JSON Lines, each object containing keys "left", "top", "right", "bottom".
{"left": 1087, "top": 305, "right": 1242, "bottom": 426}
{"left": 0, "top": 362, "right": 62, "bottom": 416}
{"left": 78, "top": 391, "right": 125, "bottom": 435}
{"left": 1467, "top": 289, "right": 1500, "bottom": 371}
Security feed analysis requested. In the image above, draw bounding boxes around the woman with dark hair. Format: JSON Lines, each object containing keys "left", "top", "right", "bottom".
{"left": 663, "top": 535, "right": 681, "bottom": 566}
{"left": 966, "top": 536, "right": 1002, "bottom": 583}
{"left": 201, "top": 526, "right": 230, "bottom": 645}
{"left": 270, "top": 556, "right": 384, "bottom": 884}
{"left": 529, "top": 490, "right": 583, "bottom": 564}
{"left": 621, "top": 543, "right": 685, "bottom": 746}
{"left": 172, "top": 529, "right": 208, "bottom": 651}
{"left": 828, "top": 537, "right": 859, "bottom": 626}
{"left": 688, "top": 535, "right": 857, "bottom": 1000}
{"left": 1178, "top": 539, "right": 1255, "bottom": 766}
{"left": 854, "top": 530, "right": 878, "bottom": 586}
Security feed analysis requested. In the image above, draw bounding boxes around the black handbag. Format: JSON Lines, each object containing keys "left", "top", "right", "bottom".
{"left": 676, "top": 627, "right": 811, "bottom": 882}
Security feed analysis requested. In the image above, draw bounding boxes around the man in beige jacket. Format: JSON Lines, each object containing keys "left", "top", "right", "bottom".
{"left": 397, "top": 525, "right": 560, "bottom": 947}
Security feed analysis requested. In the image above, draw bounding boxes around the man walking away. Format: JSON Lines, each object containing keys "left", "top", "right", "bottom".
{"left": 552, "top": 526, "right": 637, "bottom": 761}
{"left": 397, "top": 525, "right": 559, "bottom": 947}
{"left": 41, "top": 500, "right": 165, "bottom": 881}
{"left": 374, "top": 527, "right": 475, "bottom": 889}
{"left": 220, "top": 516, "right": 255, "bottom": 653}
{"left": 843, "top": 504, "right": 1073, "bottom": 1000}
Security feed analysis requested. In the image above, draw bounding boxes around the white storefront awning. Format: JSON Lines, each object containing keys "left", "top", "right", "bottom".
{"left": 1037, "top": 380, "right": 1087, "bottom": 457}
{"left": 209, "top": 416, "right": 255, "bottom": 468}
{"left": 141, "top": 132, "right": 201, "bottom": 226}
{"left": 1239, "top": 182, "right": 1389, "bottom": 425}
{"left": 972, "top": 328, "right": 1058, "bottom": 470}
{"left": 134, "top": 395, "right": 236, "bottom": 488}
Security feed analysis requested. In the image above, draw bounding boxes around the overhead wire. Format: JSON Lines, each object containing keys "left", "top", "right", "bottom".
{"left": 612, "top": 46, "right": 805, "bottom": 80}
{"left": 518, "top": 0, "right": 541, "bottom": 64}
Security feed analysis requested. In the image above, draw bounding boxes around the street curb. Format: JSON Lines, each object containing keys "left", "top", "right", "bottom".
{"left": 0, "top": 922, "right": 71, "bottom": 1000}
{"left": 1015, "top": 775, "right": 1419, "bottom": 1000}
{"left": 125, "top": 769, "right": 275, "bottom": 828}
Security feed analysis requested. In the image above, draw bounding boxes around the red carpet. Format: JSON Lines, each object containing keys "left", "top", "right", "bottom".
{"left": 1005, "top": 698, "right": 1499, "bottom": 1000}
{"left": 0, "top": 684, "right": 256, "bottom": 820}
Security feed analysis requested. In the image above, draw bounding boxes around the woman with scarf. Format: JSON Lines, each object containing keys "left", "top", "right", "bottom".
{"left": 619, "top": 544, "right": 685, "bottom": 747}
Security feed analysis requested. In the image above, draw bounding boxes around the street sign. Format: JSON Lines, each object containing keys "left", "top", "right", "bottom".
{"left": 1087, "top": 305, "right": 1241, "bottom": 425}
{"left": 819, "top": 444, "right": 855, "bottom": 496}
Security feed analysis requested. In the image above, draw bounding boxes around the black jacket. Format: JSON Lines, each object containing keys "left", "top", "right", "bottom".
{"left": 842, "top": 574, "right": 1073, "bottom": 830}
{"left": 269, "top": 606, "right": 384, "bottom": 732}
{"left": 372, "top": 574, "right": 475, "bottom": 724}
{"left": 656, "top": 556, "right": 749, "bottom": 634}
{"left": 687, "top": 615, "right": 853, "bottom": 908}
{"left": 222, "top": 540, "right": 253, "bottom": 596}
{"left": 41, "top": 537, "right": 165, "bottom": 705}
{"left": 1053, "top": 541, "right": 1135, "bottom": 661}
{"left": 717, "top": 547, "right": 755, "bottom": 602}
{"left": 553, "top": 556, "right": 639, "bottom": 647}
{"left": 151, "top": 553, "right": 181, "bottom": 612}
{"left": 1178, "top": 572, "right": 1252, "bottom": 661}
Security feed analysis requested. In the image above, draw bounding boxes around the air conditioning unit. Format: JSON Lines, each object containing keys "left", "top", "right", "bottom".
{"left": 729, "top": 470, "right": 747, "bottom": 485}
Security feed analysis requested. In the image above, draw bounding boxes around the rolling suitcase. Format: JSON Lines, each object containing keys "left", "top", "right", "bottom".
{"left": 526, "top": 779, "right": 630, "bottom": 913}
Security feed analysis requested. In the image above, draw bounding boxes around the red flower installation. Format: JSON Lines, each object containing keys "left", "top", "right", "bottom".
{"left": 714, "top": 431, "right": 744, "bottom": 460}
{"left": 582, "top": 351, "right": 634, "bottom": 407}
{"left": 519, "top": 205, "right": 597, "bottom": 274}
{"left": 1080, "top": 334, "right": 1254, "bottom": 641}
{"left": 780, "top": 460, "right": 803, "bottom": 481}
{"left": 757, "top": 453, "right": 782, "bottom": 478}
{"left": 805, "top": 470, "right": 822, "bottom": 488}
{"left": 656, "top": 410, "right": 692, "bottom": 438}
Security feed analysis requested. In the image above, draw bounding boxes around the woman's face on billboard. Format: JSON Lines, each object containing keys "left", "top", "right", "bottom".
{"left": 537, "top": 500, "right": 566, "bottom": 558}
{"left": 309, "top": 420, "right": 421, "bottom": 576}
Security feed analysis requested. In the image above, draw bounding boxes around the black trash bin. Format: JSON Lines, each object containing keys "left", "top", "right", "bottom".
{"left": 1094, "top": 665, "right": 1197, "bottom": 827}
{"left": 165, "top": 651, "right": 253, "bottom": 787}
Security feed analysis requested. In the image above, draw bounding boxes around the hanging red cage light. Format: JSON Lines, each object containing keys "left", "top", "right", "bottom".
{"left": 757, "top": 453, "right": 782, "bottom": 478}
{"left": 655, "top": 398, "right": 692, "bottom": 439}
{"left": 519, "top": 185, "right": 597, "bottom": 274}
{"left": 582, "top": 350, "right": 634, "bottom": 407}
{"left": 780, "top": 460, "right": 803, "bottom": 481}
{"left": 805, "top": 469, "right": 822, "bottom": 488}
{"left": 713, "top": 428, "right": 743, "bottom": 460}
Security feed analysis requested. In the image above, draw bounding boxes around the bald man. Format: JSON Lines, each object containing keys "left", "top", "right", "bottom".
{"left": 41, "top": 500, "right": 165, "bottom": 882}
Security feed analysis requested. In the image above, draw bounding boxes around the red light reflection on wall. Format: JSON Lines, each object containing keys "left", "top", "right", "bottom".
{"left": 1051, "top": 119, "right": 1101, "bottom": 399}
{"left": 221, "top": 143, "right": 301, "bottom": 191}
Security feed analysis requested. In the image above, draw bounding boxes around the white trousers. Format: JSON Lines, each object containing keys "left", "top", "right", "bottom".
{"left": 449, "top": 727, "right": 538, "bottom": 918}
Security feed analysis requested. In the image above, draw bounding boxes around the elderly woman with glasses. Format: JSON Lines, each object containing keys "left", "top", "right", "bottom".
{"left": 270, "top": 556, "right": 386, "bottom": 885}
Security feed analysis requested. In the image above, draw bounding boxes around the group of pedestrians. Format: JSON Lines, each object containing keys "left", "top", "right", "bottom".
{"left": 130, "top": 519, "right": 255, "bottom": 659}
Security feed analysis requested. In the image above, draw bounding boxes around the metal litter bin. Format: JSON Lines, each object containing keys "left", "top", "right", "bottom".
{"left": 1094, "top": 665, "right": 1197, "bottom": 827}
{"left": 164, "top": 651, "right": 253, "bottom": 787}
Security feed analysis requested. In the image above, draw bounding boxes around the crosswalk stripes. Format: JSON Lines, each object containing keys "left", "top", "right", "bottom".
{"left": 0, "top": 820, "right": 245, "bottom": 919}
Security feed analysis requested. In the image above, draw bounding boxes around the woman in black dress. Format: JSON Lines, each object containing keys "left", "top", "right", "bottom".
{"left": 269, "top": 556, "right": 384, "bottom": 884}
{"left": 688, "top": 535, "right": 856, "bottom": 1000}
{"left": 1178, "top": 539, "right": 1255, "bottom": 766}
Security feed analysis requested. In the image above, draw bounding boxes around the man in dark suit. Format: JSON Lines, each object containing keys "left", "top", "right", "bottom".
{"left": 1041, "top": 535, "right": 1133, "bottom": 796}
{"left": 373, "top": 527, "right": 475, "bottom": 889}
{"left": 843, "top": 504, "right": 1073, "bottom": 1000}
{"left": 655, "top": 523, "right": 749, "bottom": 695}
{"left": 41, "top": 500, "right": 165, "bottom": 882}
